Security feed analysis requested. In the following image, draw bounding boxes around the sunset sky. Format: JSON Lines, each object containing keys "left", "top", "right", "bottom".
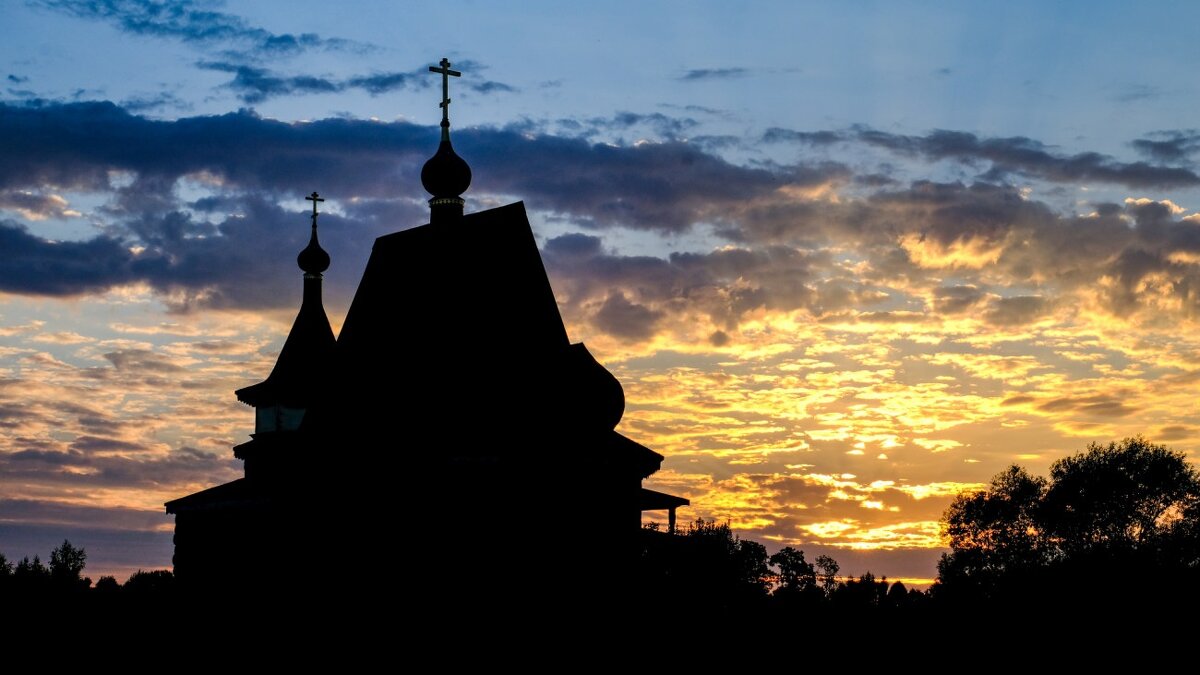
{"left": 4, "top": 1, "right": 1200, "bottom": 583}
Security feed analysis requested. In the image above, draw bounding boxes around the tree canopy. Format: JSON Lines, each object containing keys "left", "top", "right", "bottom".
{"left": 49, "top": 539, "right": 89, "bottom": 590}
{"left": 937, "top": 437, "right": 1200, "bottom": 605}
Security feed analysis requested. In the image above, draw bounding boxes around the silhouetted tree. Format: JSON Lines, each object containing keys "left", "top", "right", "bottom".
{"left": 1044, "top": 437, "right": 1200, "bottom": 559}
{"left": 938, "top": 465, "right": 1048, "bottom": 595}
{"left": 833, "top": 571, "right": 889, "bottom": 610}
{"left": 766, "top": 546, "right": 830, "bottom": 613}
{"left": 0, "top": 552, "right": 11, "bottom": 593}
{"left": 814, "top": 554, "right": 840, "bottom": 598}
{"left": 49, "top": 539, "right": 88, "bottom": 591}
{"left": 885, "top": 580, "right": 908, "bottom": 609}
{"left": 770, "top": 546, "right": 817, "bottom": 595}
{"left": 123, "top": 569, "right": 175, "bottom": 594}
{"left": 13, "top": 555, "right": 50, "bottom": 592}
{"left": 768, "top": 547, "right": 816, "bottom": 588}
{"left": 639, "top": 519, "right": 772, "bottom": 610}
{"left": 936, "top": 437, "right": 1200, "bottom": 607}
{"left": 735, "top": 538, "right": 772, "bottom": 597}
{"left": 94, "top": 575, "right": 120, "bottom": 593}
{"left": 683, "top": 520, "right": 771, "bottom": 599}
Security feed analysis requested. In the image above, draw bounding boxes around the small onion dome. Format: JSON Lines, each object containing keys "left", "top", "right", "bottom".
{"left": 421, "top": 138, "right": 472, "bottom": 199}
{"left": 297, "top": 226, "right": 330, "bottom": 275}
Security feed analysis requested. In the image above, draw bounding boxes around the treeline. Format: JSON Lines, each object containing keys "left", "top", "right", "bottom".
{"left": 0, "top": 540, "right": 175, "bottom": 595}
{"left": 642, "top": 436, "right": 1200, "bottom": 619}
{"left": 4, "top": 526, "right": 919, "bottom": 612}
{"left": 639, "top": 519, "right": 928, "bottom": 615}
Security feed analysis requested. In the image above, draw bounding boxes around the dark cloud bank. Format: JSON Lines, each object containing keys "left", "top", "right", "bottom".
{"left": 0, "top": 100, "right": 812, "bottom": 311}
{"left": 766, "top": 125, "right": 1200, "bottom": 188}
{"left": 2, "top": 100, "right": 1200, "bottom": 334}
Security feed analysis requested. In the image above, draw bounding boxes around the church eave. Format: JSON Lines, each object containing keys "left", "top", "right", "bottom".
{"left": 165, "top": 478, "right": 264, "bottom": 514}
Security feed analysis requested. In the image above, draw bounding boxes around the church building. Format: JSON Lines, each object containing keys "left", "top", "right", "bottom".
{"left": 166, "top": 59, "right": 688, "bottom": 598}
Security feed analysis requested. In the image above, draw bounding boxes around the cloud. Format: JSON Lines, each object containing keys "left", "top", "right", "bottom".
{"left": 864, "top": 128, "right": 1200, "bottom": 188}
{"left": 660, "top": 103, "right": 728, "bottom": 117}
{"left": 1, "top": 442, "right": 239, "bottom": 492}
{"left": 39, "top": 0, "right": 359, "bottom": 56}
{"left": 1156, "top": 425, "right": 1196, "bottom": 441}
{"left": 765, "top": 126, "right": 1200, "bottom": 188}
{"left": 119, "top": 91, "right": 192, "bottom": 113}
{"left": 0, "top": 319, "right": 260, "bottom": 540}
{"left": 197, "top": 60, "right": 512, "bottom": 104}
{"left": 983, "top": 295, "right": 1053, "bottom": 327}
{"left": 0, "top": 498, "right": 167, "bottom": 530}
{"left": 679, "top": 68, "right": 749, "bottom": 81}
{"left": 102, "top": 349, "right": 185, "bottom": 373}
{"left": 593, "top": 292, "right": 665, "bottom": 342}
{"left": 465, "top": 132, "right": 838, "bottom": 232}
{"left": 1035, "top": 394, "right": 1139, "bottom": 418}
{"left": 1114, "top": 84, "right": 1162, "bottom": 103}
{"left": 1132, "top": 131, "right": 1200, "bottom": 162}
{"left": 199, "top": 61, "right": 341, "bottom": 103}
{"left": 345, "top": 71, "right": 422, "bottom": 96}
{"left": 580, "top": 112, "right": 700, "bottom": 140}
{"left": 0, "top": 190, "right": 81, "bottom": 219}
{"left": 546, "top": 173, "right": 1200, "bottom": 344}
{"left": 70, "top": 435, "right": 149, "bottom": 453}
{"left": 543, "top": 234, "right": 841, "bottom": 335}
{"left": 0, "top": 220, "right": 140, "bottom": 295}
{"left": 543, "top": 232, "right": 602, "bottom": 258}
{"left": 30, "top": 331, "right": 91, "bottom": 345}
{"left": 762, "top": 128, "right": 843, "bottom": 145}
{"left": 737, "top": 180, "right": 1200, "bottom": 323}
{"left": 931, "top": 285, "right": 985, "bottom": 314}
{"left": 471, "top": 80, "right": 517, "bottom": 94}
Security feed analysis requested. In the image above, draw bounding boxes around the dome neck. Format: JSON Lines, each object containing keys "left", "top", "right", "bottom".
{"left": 429, "top": 195, "right": 465, "bottom": 224}
{"left": 302, "top": 272, "right": 324, "bottom": 309}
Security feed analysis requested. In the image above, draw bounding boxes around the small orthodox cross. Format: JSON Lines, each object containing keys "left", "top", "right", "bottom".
{"left": 306, "top": 191, "right": 324, "bottom": 230}
{"left": 428, "top": 57, "right": 461, "bottom": 127}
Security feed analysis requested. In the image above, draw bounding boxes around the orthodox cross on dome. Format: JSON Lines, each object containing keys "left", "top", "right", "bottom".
{"left": 306, "top": 191, "right": 324, "bottom": 231}
{"left": 420, "top": 58, "right": 471, "bottom": 222}
{"left": 298, "top": 191, "right": 330, "bottom": 276}
{"left": 429, "top": 57, "right": 461, "bottom": 133}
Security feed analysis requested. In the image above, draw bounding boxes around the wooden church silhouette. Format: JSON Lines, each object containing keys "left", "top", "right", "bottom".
{"left": 166, "top": 59, "right": 688, "bottom": 597}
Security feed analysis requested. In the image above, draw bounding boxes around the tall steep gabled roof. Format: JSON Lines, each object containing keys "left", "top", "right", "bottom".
{"left": 236, "top": 210, "right": 336, "bottom": 409}
{"left": 235, "top": 293, "right": 335, "bottom": 408}
{"left": 336, "top": 201, "right": 569, "bottom": 361}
